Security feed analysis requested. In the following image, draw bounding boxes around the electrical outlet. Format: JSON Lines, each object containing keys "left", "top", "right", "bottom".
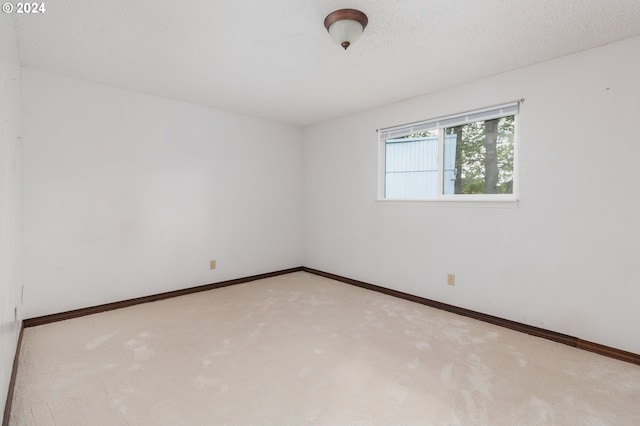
{"left": 447, "top": 273, "right": 455, "bottom": 286}
{"left": 210, "top": 260, "right": 216, "bottom": 270}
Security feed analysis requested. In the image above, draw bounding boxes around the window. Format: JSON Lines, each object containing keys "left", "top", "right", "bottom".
{"left": 379, "top": 102, "right": 519, "bottom": 201}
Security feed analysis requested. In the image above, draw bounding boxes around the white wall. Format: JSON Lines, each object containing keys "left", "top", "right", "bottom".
{"left": 0, "top": 13, "right": 23, "bottom": 423}
{"left": 22, "top": 69, "right": 303, "bottom": 318}
{"left": 302, "top": 36, "right": 640, "bottom": 354}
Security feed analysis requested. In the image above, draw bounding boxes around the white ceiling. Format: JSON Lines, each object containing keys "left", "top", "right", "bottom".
{"left": 14, "top": 0, "right": 640, "bottom": 126}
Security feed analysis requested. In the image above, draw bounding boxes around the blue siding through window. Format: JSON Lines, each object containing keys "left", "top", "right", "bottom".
{"left": 385, "top": 135, "right": 457, "bottom": 198}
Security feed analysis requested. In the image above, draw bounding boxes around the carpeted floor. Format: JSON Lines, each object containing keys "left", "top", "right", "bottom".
{"left": 9, "top": 272, "right": 640, "bottom": 425}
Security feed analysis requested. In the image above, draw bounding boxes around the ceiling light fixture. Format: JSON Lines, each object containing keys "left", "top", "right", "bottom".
{"left": 324, "top": 9, "right": 368, "bottom": 50}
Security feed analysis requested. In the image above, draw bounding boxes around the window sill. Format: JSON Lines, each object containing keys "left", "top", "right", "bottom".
{"left": 376, "top": 198, "right": 519, "bottom": 208}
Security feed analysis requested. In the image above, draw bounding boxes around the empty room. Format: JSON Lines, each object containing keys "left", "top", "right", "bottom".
{"left": 2, "top": 1, "right": 640, "bottom": 425}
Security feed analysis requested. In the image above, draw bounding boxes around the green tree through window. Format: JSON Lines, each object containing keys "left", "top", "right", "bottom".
{"left": 445, "top": 115, "right": 514, "bottom": 194}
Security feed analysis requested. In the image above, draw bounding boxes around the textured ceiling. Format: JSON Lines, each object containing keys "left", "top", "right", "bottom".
{"left": 14, "top": 0, "right": 640, "bottom": 126}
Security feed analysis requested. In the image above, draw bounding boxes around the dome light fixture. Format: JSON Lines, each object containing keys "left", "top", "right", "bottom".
{"left": 324, "top": 9, "right": 368, "bottom": 50}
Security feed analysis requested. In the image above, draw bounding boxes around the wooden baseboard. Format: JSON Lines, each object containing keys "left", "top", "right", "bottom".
{"left": 302, "top": 267, "right": 640, "bottom": 366}
{"left": 24, "top": 267, "right": 303, "bottom": 328}
{"left": 18, "top": 266, "right": 640, "bottom": 367}
{"left": 2, "top": 324, "right": 24, "bottom": 426}
{"left": 577, "top": 339, "right": 640, "bottom": 365}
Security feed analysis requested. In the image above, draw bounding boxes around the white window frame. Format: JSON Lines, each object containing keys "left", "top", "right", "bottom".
{"left": 377, "top": 101, "right": 520, "bottom": 204}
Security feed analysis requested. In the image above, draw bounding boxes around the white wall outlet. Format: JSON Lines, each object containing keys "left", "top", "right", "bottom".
{"left": 447, "top": 273, "right": 455, "bottom": 286}
{"left": 210, "top": 260, "right": 216, "bottom": 270}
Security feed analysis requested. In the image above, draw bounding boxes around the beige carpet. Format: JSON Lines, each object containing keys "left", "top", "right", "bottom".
{"left": 9, "top": 272, "right": 640, "bottom": 425}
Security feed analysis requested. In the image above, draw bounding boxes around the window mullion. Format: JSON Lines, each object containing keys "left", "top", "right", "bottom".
{"left": 437, "top": 129, "right": 444, "bottom": 199}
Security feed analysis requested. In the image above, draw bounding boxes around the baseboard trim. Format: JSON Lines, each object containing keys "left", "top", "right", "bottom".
{"left": 577, "top": 340, "right": 640, "bottom": 365}
{"left": 3, "top": 323, "right": 24, "bottom": 426}
{"left": 302, "top": 267, "right": 640, "bottom": 366}
{"left": 18, "top": 265, "right": 640, "bottom": 366}
{"left": 24, "top": 267, "right": 303, "bottom": 328}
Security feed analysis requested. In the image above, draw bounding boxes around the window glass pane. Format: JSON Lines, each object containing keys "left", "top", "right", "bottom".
{"left": 443, "top": 115, "right": 514, "bottom": 195}
{"left": 385, "top": 129, "right": 438, "bottom": 199}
